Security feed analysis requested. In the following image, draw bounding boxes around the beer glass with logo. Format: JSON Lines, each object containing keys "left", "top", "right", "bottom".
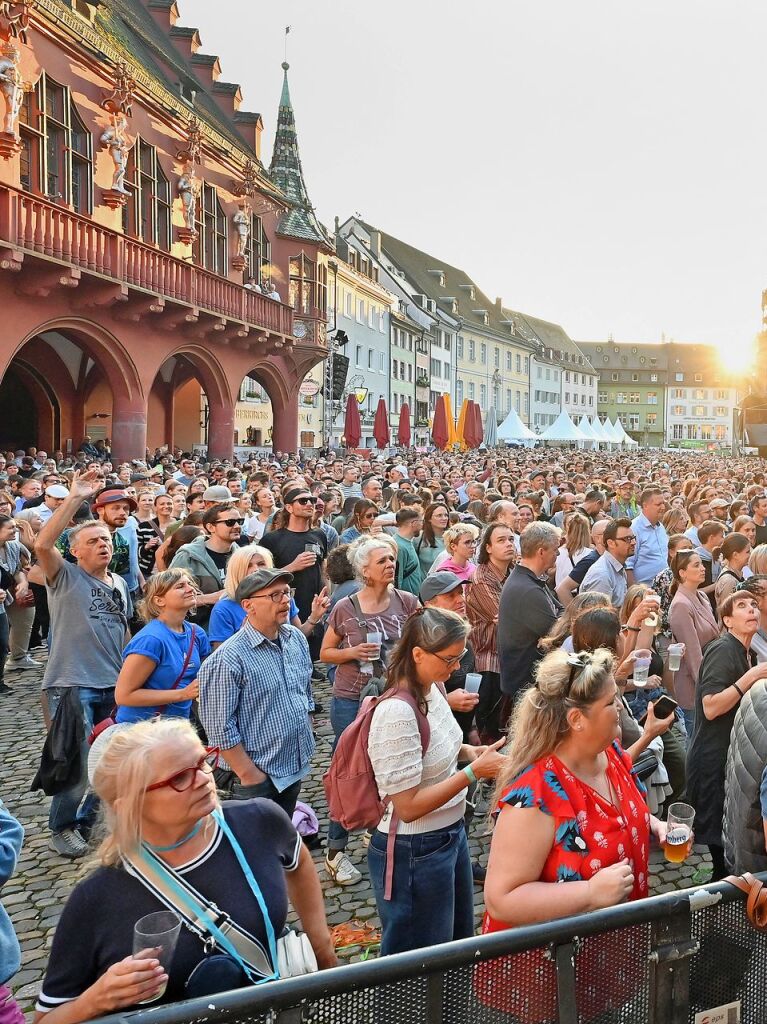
{"left": 663, "top": 802, "right": 695, "bottom": 864}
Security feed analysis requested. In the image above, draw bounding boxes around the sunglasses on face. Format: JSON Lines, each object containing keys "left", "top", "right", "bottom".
{"left": 216, "top": 517, "right": 244, "bottom": 526}
{"left": 146, "top": 748, "right": 219, "bottom": 792}
{"left": 292, "top": 496, "right": 317, "bottom": 505}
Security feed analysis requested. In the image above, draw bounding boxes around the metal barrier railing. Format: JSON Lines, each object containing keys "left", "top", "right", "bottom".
{"left": 89, "top": 875, "right": 767, "bottom": 1024}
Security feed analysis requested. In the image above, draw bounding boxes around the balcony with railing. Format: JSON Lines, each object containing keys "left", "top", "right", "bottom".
{"left": 0, "top": 186, "right": 297, "bottom": 341}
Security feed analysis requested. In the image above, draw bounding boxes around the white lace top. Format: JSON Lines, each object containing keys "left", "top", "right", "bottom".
{"left": 368, "top": 684, "right": 465, "bottom": 835}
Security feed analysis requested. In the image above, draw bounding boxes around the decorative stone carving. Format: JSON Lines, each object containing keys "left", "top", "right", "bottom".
{"left": 0, "top": 1, "right": 32, "bottom": 44}
{"left": 231, "top": 202, "right": 249, "bottom": 272}
{"left": 0, "top": 38, "right": 22, "bottom": 154}
{"left": 176, "top": 115, "right": 202, "bottom": 244}
{"left": 99, "top": 62, "right": 136, "bottom": 209}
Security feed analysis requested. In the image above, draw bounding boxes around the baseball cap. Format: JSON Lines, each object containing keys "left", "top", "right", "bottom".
{"left": 419, "top": 571, "right": 471, "bottom": 604}
{"left": 235, "top": 569, "right": 294, "bottom": 603}
{"left": 202, "top": 486, "right": 231, "bottom": 502}
{"left": 710, "top": 498, "right": 730, "bottom": 509}
{"left": 130, "top": 473, "right": 149, "bottom": 484}
{"left": 392, "top": 464, "right": 409, "bottom": 478}
{"left": 93, "top": 488, "right": 138, "bottom": 512}
{"left": 45, "top": 485, "right": 69, "bottom": 498}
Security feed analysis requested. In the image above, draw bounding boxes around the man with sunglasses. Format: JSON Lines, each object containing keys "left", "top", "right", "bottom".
{"left": 198, "top": 568, "right": 314, "bottom": 815}
{"left": 170, "top": 503, "right": 241, "bottom": 629}
{"left": 260, "top": 487, "right": 328, "bottom": 653}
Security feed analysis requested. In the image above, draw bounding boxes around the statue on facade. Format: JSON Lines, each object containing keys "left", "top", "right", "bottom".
{"left": 0, "top": 39, "right": 22, "bottom": 137}
{"left": 234, "top": 205, "right": 249, "bottom": 259}
{"left": 178, "top": 171, "right": 199, "bottom": 232}
{"left": 100, "top": 114, "right": 129, "bottom": 193}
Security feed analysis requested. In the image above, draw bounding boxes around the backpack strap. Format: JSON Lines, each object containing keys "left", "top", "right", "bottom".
{"left": 377, "top": 687, "right": 431, "bottom": 901}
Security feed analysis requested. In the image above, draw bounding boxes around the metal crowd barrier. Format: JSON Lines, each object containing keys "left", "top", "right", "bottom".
{"left": 90, "top": 875, "right": 767, "bottom": 1024}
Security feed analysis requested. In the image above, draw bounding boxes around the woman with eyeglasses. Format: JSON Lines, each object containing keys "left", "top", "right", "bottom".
{"left": 479, "top": 647, "right": 666, "bottom": 1021}
{"left": 36, "top": 718, "right": 335, "bottom": 1019}
{"left": 208, "top": 545, "right": 328, "bottom": 649}
{"left": 113, "top": 569, "right": 210, "bottom": 724}
{"left": 668, "top": 549, "right": 720, "bottom": 738}
{"left": 320, "top": 536, "right": 419, "bottom": 887}
{"left": 339, "top": 499, "right": 380, "bottom": 544}
{"left": 365, "top": 608, "right": 505, "bottom": 955}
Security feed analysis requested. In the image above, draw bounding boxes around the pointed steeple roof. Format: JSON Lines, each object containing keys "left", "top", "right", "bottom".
{"left": 269, "top": 62, "right": 328, "bottom": 245}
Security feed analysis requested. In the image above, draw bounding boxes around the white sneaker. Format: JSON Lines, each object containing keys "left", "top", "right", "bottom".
{"left": 50, "top": 828, "right": 88, "bottom": 859}
{"left": 9, "top": 655, "right": 42, "bottom": 670}
{"left": 324, "top": 851, "right": 362, "bottom": 886}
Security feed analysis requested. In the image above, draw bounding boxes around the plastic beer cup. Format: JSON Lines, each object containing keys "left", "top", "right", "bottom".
{"left": 133, "top": 911, "right": 182, "bottom": 1003}
{"left": 663, "top": 802, "right": 695, "bottom": 864}
{"left": 631, "top": 649, "right": 653, "bottom": 687}
{"left": 667, "top": 643, "right": 684, "bottom": 672}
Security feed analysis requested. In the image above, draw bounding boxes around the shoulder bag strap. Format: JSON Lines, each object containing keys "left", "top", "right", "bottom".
{"left": 151, "top": 625, "right": 197, "bottom": 716}
{"left": 726, "top": 873, "right": 767, "bottom": 932}
{"left": 124, "top": 843, "right": 276, "bottom": 980}
{"left": 381, "top": 689, "right": 432, "bottom": 901}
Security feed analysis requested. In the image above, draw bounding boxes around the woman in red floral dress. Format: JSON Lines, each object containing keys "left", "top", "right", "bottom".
{"left": 479, "top": 648, "right": 669, "bottom": 1022}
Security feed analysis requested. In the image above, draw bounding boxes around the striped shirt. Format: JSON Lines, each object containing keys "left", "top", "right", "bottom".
{"left": 198, "top": 620, "right": 315, "bottom": 787}
{"left": 466, "top": 561, "right": 508, "bottom": 673}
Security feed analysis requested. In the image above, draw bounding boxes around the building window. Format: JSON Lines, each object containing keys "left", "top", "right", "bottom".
{"left": 672, "top": 404, "right": 684, "bottom": 415}
{"left": 611, "top": 372, "right": 619, "bottom": 382}
{"left": 673, "top": 388, "right": 684, "bottom": 399}
{"left": 468, "top": 382, "right": 475, "bottom": 400}
{"left": 687, "top": 424, "right": 697, "bottom": 440}
{"left": 289, "top": 253, "right": 316, "bottom": 315}
{"left": 714, "top": 406, "right": 727, "bottom": 417}
{"left": 701, "top": 424, "right": 712, "bottom": 440}
{"left": 494, "top": 347, "right": 500, "bottom": 369}
{"left": 456, "top": 379, "right": 463, "bottom": 406}
{"left": 524, "top": 357, "right": 529, "bottom": 375}
{"left": 616, "top": 392, "right": 627, "bottom": 404}
{"left": 123, "top": 138, "right": 171, "bottom": 250}
{"left": 650, "top": 373, "right": 658, "bottom": 382}
{"left": 506, "top": 351, "right": 512, "bottom": 371}
{"left": 715, "top": 389, "right": 727, "bottom": 400}
{"left": 379, "top": 309, "right": 385, "bottom": 333}
{"left": 589, "top": 395, "right": 593, "bottom": 405}
{"left": 407, "top": 363, "right": 412, "bottom": 382}
{"left": 631, "top": 373, "right": 639, "bottom": 382}
{"left": 379, "top": 352, "right": 385, "bottom": 373}
{"left": 506, "top": 388, "right": 511, "bottom": 412}
{"left": 545, "top": 367, "right": 551, "bottom": 381}
{"left": 368, "top": 304, "right": 375, "bottom": 329}
{"left": 444, "top": 334, "right": 451, "bottom": 352}
{"left": 564, "top": 392, "right": 570, "bottom": 404}
{"left": 345, "top": 290, "right": 352, "bottom": 318}
{"left": 695, "top": 373, "right": 703, "bottom": 382}
{"left": 469, "top": 339, "right": 476, "bottom": 362}
{"left": 693, "top": 405, "right": 706, "bottom": 416}
{"left": 524, "top": 392, "right": 529, "bottom": 414}
{"left": 25, "top": 75, "right": 93, "bottom": 213}
{"left": 368, "top": 349, "right": 374, "bottom": 369}
{"left": 457, "top": 336, "right": 464, "bottom": 358}
{"left": 480, "top": 384, "right": 487, "bottom": 407}
{"left": 675, "top": 372, "right": 684, "bottom": 382}
{"left": 646, "top": 413, "right": 657, "bottom": 426}
{"left": 480, "top": 343, "right": 487, "bottom": 364}
{"left": 196, "top": 183, "right": 227, "bottom": 273}
{"left": 516, "top": 354, "right": 522, "bottom": 373}
{"left": 715, "top": 424, "right": 727, "bottom": 440}
{"left": 537, "top": 365, "right": 542, "bottom": 379}
{"left": 693, "top": 389, "right": 705, "bottom": 400}
{"left": 647, "top": 392, "right": 657, "bottom": 405}
{"left": 245, "top": 213, "right": 270, "bottom": 286}
{"left": 598, "top": 391, "right": 607, "bottom": 403}
{"left": 672, "top": 424, "right": 683, "bottom": 440}
{"left": 629, "top": 414, "right": 640, "bottom": 430}
{"left": 515, "top": 390, "right": 521, "bottom": 412}
{"left": 357, "top": 298, "right": 365, "bottom": 323}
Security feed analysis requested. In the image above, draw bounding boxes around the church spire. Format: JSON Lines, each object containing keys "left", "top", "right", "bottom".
{"left": 268, "top": 61, "right": 328, "bottom": 245}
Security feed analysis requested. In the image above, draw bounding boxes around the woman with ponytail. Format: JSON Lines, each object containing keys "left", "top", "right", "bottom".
{"left": 366, "top": 607, "right": 506, "bottom": 955}
{"left": 713, "top": 532, "right": 751, "bottom": 610}
{"left": 668, "top": 549, "right": 720, "bottom": 738}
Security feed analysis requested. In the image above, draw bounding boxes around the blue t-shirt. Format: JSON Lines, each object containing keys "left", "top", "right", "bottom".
{"left": 207, "top": 596, "right": 299, "bottom": 645}
{"left": 115, "top": 620, "right": 211, "bottom": 723}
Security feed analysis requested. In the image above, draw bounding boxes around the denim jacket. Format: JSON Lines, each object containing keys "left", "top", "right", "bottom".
{"left": 0, "top": 798, "right": 23, "bottom": 984}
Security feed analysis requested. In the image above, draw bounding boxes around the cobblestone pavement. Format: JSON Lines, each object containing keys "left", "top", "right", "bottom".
{"left": 1, "top": 657, "right": 713, "bottom": 1011}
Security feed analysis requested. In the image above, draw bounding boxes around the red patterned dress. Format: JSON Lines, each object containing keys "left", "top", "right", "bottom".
{"left": 475, "top": 743, "right": 650, "bottom": 1022}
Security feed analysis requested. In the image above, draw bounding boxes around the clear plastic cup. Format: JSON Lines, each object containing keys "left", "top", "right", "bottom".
{"left": 632, "top": 649, "right": 653, "bottom": 687}
{"left": 464, "top": 673, "right": 482, "bottom": 694}
{"left": 133, "top": 910, "right": 182, "bottom": 1003}
{"left": 667, "top": 643, "right": 684, "bottom": 672}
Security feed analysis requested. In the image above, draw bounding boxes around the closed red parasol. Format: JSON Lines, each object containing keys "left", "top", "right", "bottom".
{"left": 431, "top": 395, "right": 449, "bottom": 451}
{"left": 343, "top": 393, "right": 362, "bottom": 449}
{"left": 397, "top": 402, "right": 411, "bottom": 447}
{"left": 373, "top": 397, "right": 390, "bottom": 449}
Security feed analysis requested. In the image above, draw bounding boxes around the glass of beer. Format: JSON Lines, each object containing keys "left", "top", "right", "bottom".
{"left": 133, "top": 910, "right": 181, "bottom": 1003}
{"left": 663, "top": 802, "right": 695, "bottom": 864}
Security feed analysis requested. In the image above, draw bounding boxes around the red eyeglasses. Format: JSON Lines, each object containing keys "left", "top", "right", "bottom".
{"left": 146, "top": 748, "right": 219, "bottom": 793}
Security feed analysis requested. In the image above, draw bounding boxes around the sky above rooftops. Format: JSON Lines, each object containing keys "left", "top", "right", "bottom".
{"left": 179, "top": 0, "right": 766, "bottom": 364}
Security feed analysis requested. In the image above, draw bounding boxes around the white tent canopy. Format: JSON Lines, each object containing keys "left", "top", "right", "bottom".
{"left": 613, "top": 418, "right": 639, "bottom": 446}
{"left": 539, "top": 410, "right": 586, "bottom": 442}
{"left": 591, "top": 417, "right": 611, "bottom": 443}
{"left": 497, "top": 407, "right": 536, "bottom": 441}
{"left": 603, "top": 419, "right": 623, "bottom": 443}
{"left": 577, "top": 415, "right": 597, "bottom": 439}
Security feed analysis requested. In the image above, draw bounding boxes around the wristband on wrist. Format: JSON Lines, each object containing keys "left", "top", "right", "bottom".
{"left": 463, "top": 764, "right": 477, "bottom": 787}
{"left": 732, "top": 682, "right": 744, "bottom": 698}
{"left": 623, "top": 625, "right": 641, "bottom": 633}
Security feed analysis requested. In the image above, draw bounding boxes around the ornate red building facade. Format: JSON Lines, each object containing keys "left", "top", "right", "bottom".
{"left": 0, "top": 0, "right": 329, "bottom": 461}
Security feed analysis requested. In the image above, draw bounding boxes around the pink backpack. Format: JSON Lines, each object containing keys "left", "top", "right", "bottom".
{"left": 323, "top": 688, "right": 430, "bottom": 900}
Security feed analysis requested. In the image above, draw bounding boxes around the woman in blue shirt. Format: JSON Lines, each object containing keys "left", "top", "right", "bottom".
{"left": 208, "top": 545, "right": 328, "bottom": 649}
{"left": 115, "top": 569, "right": 210, "bottom": 722}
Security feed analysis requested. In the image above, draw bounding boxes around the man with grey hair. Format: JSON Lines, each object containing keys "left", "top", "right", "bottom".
{"left": 498, "top": 522, "right": 562, "bottom": 707}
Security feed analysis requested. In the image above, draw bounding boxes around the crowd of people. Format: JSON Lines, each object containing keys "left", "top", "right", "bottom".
{"left": 3, "top": 438, "right": 767, "bottom": 1019}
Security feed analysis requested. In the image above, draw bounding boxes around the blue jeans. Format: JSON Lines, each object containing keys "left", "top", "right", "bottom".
{"left": 46, "top": 686, "right": 115, "bottom": 834}
{"left": 327, "top": 695, "right": 360, "bottom": 852}
{"left": 368, "top": 821, "right": 473, "bottom": 955}
{"left": 682, "top": 707, "right": 695, "bottom": 741}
